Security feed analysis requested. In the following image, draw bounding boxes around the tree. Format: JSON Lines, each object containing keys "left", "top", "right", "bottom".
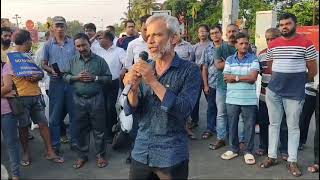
{"left": 284, "top": 0, "right": 319, "bottom": 25}
{"left": 66, "top": 20, "right": 84, "bottom": 37}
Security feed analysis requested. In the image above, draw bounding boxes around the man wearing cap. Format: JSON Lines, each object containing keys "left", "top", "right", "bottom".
{"left": 41, "top": 16, "right": 78, "bottom": 154}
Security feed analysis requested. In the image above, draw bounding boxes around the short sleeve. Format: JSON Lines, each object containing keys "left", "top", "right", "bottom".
{"left": 250, "top": 58, "right": 260, "bottom": 72}
{"left": 305, "top": 40, "right": 317, "bottom": 61}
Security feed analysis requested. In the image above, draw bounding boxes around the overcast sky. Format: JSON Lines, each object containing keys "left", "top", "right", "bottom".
{"left": 1, "top": 0, "right": 165, "bottom": 30}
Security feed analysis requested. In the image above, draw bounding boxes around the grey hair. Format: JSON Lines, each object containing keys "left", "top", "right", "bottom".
{"left": 146, "top": 14, "right": 180, "bottom": 38}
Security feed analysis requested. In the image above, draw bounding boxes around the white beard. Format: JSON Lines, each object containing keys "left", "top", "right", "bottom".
{"left": 150, "top": 40, "right": 172, "bottom": 61}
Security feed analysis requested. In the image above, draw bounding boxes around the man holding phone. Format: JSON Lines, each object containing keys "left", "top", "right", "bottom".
{"left": 41, "top": 16, "right": 78, "bottom": 154}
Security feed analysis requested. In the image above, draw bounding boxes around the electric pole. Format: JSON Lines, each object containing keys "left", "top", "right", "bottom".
{"left": 128, "top": 0, "right": 132, "bottom": 19}
{"left": 12, "top": 14, "right": 21, "bottom": 28}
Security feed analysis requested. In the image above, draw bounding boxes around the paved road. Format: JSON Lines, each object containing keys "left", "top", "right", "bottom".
{"left": 1, "top": 94, "right": 319, "bottom": 179}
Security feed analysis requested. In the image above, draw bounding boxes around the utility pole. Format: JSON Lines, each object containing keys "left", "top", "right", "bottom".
{"left": 128, "top": 0, "right": 132, "bottom": 19}
{"left": 12, "top": 14, "right": 21, "bottom": 28}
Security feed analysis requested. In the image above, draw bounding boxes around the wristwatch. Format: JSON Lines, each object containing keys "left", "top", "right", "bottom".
{"left": 95, "top": 76, "right": 98, "bottom": 81}
{"left": 235, "top": 75, "right": 239, "bottom": 82}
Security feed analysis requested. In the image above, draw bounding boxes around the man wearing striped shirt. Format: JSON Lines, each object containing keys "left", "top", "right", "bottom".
{"left": 221, "top": 32, "right": 259, "bottom": 165}
{"left": 259, "top": 13, "right": 318, "bottom": 177}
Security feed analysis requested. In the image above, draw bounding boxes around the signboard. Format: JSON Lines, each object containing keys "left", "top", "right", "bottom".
{"left": 297, "top": 26, "right": 319, "bottom": 51}
{"left": 7, "top": 52, "right": 44, "bottom": 77}
{"left": 151, "top": 10, "right": 171, "bottom": 16}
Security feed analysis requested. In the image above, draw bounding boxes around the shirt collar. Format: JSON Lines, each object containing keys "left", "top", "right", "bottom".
{"left": 137, "top": 36, "right": 144, "bottom": 42}
{"left": 79, "top": 52, "right": 95, "bottom": 61}
{"left": 233, "top": 51, "right": 250, "bottom": 59}
{"left": 52, "top": 36, "right": 69, "bottom": 44}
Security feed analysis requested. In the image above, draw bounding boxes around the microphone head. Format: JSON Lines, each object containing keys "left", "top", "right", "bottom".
{"left": 139, "top": 51, "right": 149, "bottom": 61}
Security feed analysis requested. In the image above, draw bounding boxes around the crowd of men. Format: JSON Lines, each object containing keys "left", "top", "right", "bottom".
{"left": 1, "top": 12, "right": 319, "bottom": 180}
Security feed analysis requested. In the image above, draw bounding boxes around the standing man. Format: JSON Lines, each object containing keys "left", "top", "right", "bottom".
{"left": 41, "top": 16, "right": 78, "bottom": 153}
{"left": 188, "top": 24, "right": 212, "bottom": 129}
{"left": 221, "top": 32, "right": 259, "bottom": 165}
{"left": 97, "top": 31, "right": 126, "bottom": 143}
{"left": 256, "top": 28, "right": 288, "bottom": 160}
{"left": 116, "top": 20, "right": 139, "bottom": 51}
{"left": 259, "top": 13, "right": 318, "bottom": 177}
{"left": 199, "top": 25, "right": 224, "bottom": 139}
{"left": 11, "top": 30, "right": 64, "bottom": 166}
{"left": 106, "top": 25, "right": 118, "bottom": 45}
{"left": 174, "top": 35, "right": 194, "bottom": 62}
{"left": 84, "top": 23, "right": 103, "bottom": 54}
{"left": 123, "top": 14, "right": 201, "bottom": 179}
{"left": 1, "top": 27, "right": 13, "bottom": 63}
{"left": 63, "top": 33, "right": 112, "bottom": 169}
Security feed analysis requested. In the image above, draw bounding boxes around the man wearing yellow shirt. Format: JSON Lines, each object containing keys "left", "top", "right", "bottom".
{"left": 10, "top": 30, "right": 64, "bottom": 166}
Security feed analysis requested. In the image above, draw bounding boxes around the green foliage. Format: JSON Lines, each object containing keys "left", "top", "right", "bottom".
{"left": 284, "top": 0, "right": 319, "bottom": 25}
{"left": 66, "top": 20, "right": 84, "bottom": 38}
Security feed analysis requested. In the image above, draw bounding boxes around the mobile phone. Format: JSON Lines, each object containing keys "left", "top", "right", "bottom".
{"left": 52, "top": 63, "right": 61, "bottom": 75}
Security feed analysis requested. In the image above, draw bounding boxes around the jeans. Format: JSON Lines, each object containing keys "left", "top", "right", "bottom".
{"left": 49, "top": 77, "right": 78, "bottom": 149}
{"left": 1, "top": 113, "right": 20, "bottom": 177}
{"left": 299, "top": 94, "right": 316, "bottom": 145}
{"left": 129, "top": 159, "right": 189, "bottom": 180}
{"left": 314, "top": 91, "right": 319, "bottom": 164}
{"left": 266, "top": 88, "right": 304, "bottom": 162}
{"left": 205, "top": 87, "right": 217, "bottom": 133}
{"left": 238, "top": 115, "right": 245, "bottom": 143}
{"left": 191, "top": 84, "right": 202, "bottom": 124}
{"left": 216, "top": 88, "right": 228, "bottom": 140}
{"left": 226, "top": 104, "right": 257, "bottom": 154}
{"left": 257, "top": 100, "right": 288, "bottom": 154}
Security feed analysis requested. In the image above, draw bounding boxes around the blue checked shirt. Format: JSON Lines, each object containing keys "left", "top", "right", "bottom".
{"left": 123, "top": 54, "right": 201, "bottom": 168}
{"left": 199, "top": 43, "right": 218, "bottom": 88}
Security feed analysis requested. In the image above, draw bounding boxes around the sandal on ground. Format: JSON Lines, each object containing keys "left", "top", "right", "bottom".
{"left": 20, "top": 154, "right": 31, "bottom": 166}
{"left": 73, "top": 159, "right": 87, "bottom": 169}
{"left": 287, "top": 162, "right": 302, "bottom": 177}
{"left": 255, "top": 149, "right": 267, "bottom": 156}
{"left": 281, "top": 153, "right": 289, "bottom": 161}
{"left": 259, "top": 157, "right": 278, "bottom": 168}
{"left": 96, "top": 157, "right": 108, "bottom": 168}
{"left": 201, "top": 131, "right": 213, "bottom": 139}
{"left": 221, "top": 151, "right": 238, "bottom": 160}
{"left": 209, "top": 140, "right": 225, "bottom": 150}
{"left": 188, "top": 134, "right": 197, "bottom": 140}
{"left": 244, "top": 153, "right": 256, "bottom": 165}
{"left": 46, "top": 155, "right": 64, "bottom": 164}
{"left": 308, "top": 164, "right": 319, "bottom": 173}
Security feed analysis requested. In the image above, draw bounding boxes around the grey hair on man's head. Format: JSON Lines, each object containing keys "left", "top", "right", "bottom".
{"left": 146, "top": 14, "right": 180, "bottom": 38}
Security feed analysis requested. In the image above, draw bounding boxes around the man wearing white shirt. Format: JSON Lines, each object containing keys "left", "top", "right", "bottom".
{"left": 97, "top": 31, "right": 125, "bottom": 143}
{"left": 106, "top": 25, "right": 119, "bottom": 45}
{"left": 84, "top": 23, "right": 104, "bottom": 54}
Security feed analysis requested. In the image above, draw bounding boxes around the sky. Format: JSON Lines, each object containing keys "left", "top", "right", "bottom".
{"left": 1, "top": 0, "right": 166, "bottom": 30}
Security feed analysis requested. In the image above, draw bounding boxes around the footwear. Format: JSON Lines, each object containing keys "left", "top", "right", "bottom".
{"left": 208, "top": 140, "right": 226, "bottom": 150}
{"left": 60, "top": 136, "right": 70, "bottom": 144}
{"left": 308, "top": 164, "right": 319, "bottom": 173}
{"left": 28, "top": 132, "right": 34, "bottom": 140}
{"left": 20, "top": 153, "right": 31, "bottom": 166}
{"left": 221, "top": 151, "right": 238, "bottom": 160}
{"left": 255, "top": 124, "right": 260, "bottom": 134}
{"left": 96, "top": 157, "right": 108, "bottom": 168}
{"left": 287, "top": 162, "right": 302, "bottom": 177}
{"left": 259, "top": 157, "right": 278, "bottom": 168}
{"left": 244, "top": 153, "right": 256, "bottom": 165}
{"left": 281, "top": 153, "right": 289, "bottom": 161}
{"left": 46, "top": 155, "right": 64, "bottom": 164}
{"left": 201, "top": 131, "right": 213, "bottom": 139}
{"left": 255, "top": 149, "right": 267, "bottom": 156}
{"left": 73, "top": 159, "right": 87, "bottom": 169}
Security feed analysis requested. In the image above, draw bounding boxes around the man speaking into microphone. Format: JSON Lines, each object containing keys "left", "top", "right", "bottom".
{"left": 123, "top": 14, "right": 201, "bottom": 179}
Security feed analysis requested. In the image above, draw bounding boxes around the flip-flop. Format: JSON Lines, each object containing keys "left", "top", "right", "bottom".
{"left": 46, "top": 155, "right": 64, "bottom": 164}
{"left": 244, "top": 153, "right": 256, "bottom": 165}
{"left": 96, "top": 158, "right": 108, "bottom": 168}
{"left": 308, "top": 164, "right": 319, "bottom": 173}
{"left": 221, "top": 151, "right": 238, "bottom": 160}
{"left": 20, "top": 159, "right": 31, "bottom": 166}
{"left": 73, "top": 159, "right": 87, "bottom": 169}
{"left": 188, "top": 134, "right": 197, "bottom": 140}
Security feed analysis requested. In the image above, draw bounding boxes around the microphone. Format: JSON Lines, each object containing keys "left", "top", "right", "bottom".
{"left": 121, "top": 51, "right": 149, "bottom": 96}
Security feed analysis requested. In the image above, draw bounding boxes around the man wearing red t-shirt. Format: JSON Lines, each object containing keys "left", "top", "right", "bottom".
{"left": 259, "top": 13, "right": 318, "bottom": 177}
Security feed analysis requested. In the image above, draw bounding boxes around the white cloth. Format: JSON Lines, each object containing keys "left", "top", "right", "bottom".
{"left": 124, "top": 36, "right": 149, "bottom": 70}
{"left": 91, "top": 39, "right": 104, "bottom": 55}
{"left": 113, "top": 36, "right": 119, "bottom": 45}
{"left": 34, "top": 42, "right": 49, "bottom": 90}
{"left": 95, "top": 44, "right": 125, "bottom": 80}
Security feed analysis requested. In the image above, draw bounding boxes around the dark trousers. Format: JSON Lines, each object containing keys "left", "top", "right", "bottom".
{"left": 129, "top": 159, "right": 188, "bottom": 180}
{"left": 191, "top": 84, "right": 202, "bottom": 124}
{"left": 299, "top": 94, "right": 317, "bottom": 145}
{"left": 226, "top": 104, "right": 257, "bottom": 154}
{"left": 258, "top": 100, "right": 288, "bottom": 154}
{"left": 103, "top": 79, "right": 120, "bottom": 142}
{"left": 74, "top": 92, "right": 106, "bottom": 160}
{"left": 314, "top": 91, "right": 319, "bottom": 164}
{"left": 205, "top": 87, "right": 217, "bottom": 132}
